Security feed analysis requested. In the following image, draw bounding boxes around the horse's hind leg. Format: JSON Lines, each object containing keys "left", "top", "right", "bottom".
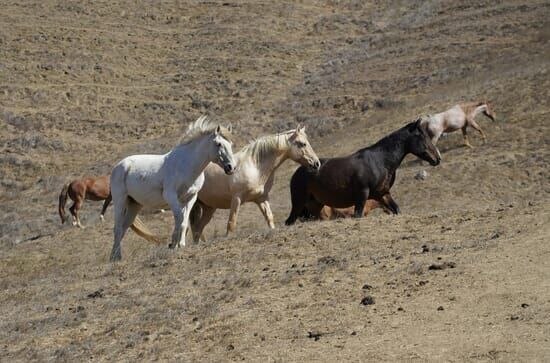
{"left": 110, "top": 198, "right": 141, "bottom": 261}
{"left": 190, "top": 202, "right": 216, "bottom": 243}
{"left": 461, "top": 126, "right": 474, "bottom": 148}
{"left": 70, "top": 199, "right": 84, "bottom": 228}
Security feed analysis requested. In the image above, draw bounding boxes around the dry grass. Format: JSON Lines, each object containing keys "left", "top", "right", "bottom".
{"left": 1, "top": 0, "right": 550, "bottom": 361}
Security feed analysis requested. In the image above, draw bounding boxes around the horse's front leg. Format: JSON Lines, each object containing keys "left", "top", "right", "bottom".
{"left": 164, "top": 191, "right": 184, "bottom": 249}
{"left": 468, "top": 118, "right": 487, "bottom": 144}
{"left": 177, "top": 193, "right": 198, "bottom": 248}
{"left": 227, "top": 195, "right": 242, "bottom": 235}
{"left": 380, "top": 193, "right": 400, "bottom": 215}
{"left": 353, "top": 188, "right": 369, "bottom": 218}
{"left": 256, "top": 199, "right": 275, "bottom": 229}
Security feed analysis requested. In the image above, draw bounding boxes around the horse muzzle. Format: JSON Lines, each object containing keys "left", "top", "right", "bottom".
{"left": 223, "top": 164, "right": 236, "bottom": 175}
{"left": 312, "top": 159, "right": 321, "bottom": 170}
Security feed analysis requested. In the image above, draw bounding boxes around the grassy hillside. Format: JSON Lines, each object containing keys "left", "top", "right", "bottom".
{"left": 1, "top": 1, "right": 549, "bottom": 361}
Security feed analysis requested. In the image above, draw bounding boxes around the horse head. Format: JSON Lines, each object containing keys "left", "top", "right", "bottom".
{"left": 212, "top": 125, "right": 237, "bottom": 175}
{"left": 406, "top": 119, "right": 441, "bottom": 166}
{"left": 288, "top": 124, "right": 321, "bottom": 170}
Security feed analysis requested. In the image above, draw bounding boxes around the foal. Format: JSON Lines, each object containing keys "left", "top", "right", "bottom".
{"left": 422, "top": 101, "right": 496, "bottom": 148}
{"left": 58, "top": 175, "right": 111, "bottom": 228}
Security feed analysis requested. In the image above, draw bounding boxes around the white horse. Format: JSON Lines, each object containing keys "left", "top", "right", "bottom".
{"left": 109, "top": 116, "right": 236, "bottom": 261}
{"left": 190, "top": 125, "right": 320, "bottom": 241}
{"left": 421, "top": 101, "right": 496, "bottom": 148}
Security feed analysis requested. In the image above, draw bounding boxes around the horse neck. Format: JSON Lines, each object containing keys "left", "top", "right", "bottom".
{"left": 472, "top": 104, "right": 487, "bottom": 118}
{"left": 370, "top": 131, "right": 408, "bottom": 172}
{"left": 171, "top": 136, "right": 213, "bottom": 178}
{"left": 247, "top": 134, "right": 291, "bottom": 182}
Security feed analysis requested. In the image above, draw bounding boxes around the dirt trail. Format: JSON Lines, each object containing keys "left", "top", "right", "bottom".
{"left": 1, "top": 1, "right": 549, "bottom": 361}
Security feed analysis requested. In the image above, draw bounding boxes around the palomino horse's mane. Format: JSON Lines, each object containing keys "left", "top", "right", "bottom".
{"left": 240, "top": 130, "right": 296, "bottom": 164}
{"left": 178, "top": 115, "right": 232, "bottom": 146}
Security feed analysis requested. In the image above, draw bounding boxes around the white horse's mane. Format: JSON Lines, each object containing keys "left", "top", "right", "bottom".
{"left": 178, "top": 115, "right": 231, "bottom": 145}
{"left": 240, "top": 130, "right": 296, "bottom": 163}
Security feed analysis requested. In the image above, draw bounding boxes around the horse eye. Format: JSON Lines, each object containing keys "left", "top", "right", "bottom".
{"left": 296, "top": 141, "right": 306, "bottom": 148}
{"left": 216, "top": 142, "right": 221, "bottom": 147}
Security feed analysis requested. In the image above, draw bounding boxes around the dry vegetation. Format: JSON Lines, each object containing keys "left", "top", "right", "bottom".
{"left": 1, "top": 0, "right": 549, "bottom": 361}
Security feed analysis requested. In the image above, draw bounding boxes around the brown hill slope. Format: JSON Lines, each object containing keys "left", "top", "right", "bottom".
{"left": 1, "top": 0, "right": 549, "bottom": 361}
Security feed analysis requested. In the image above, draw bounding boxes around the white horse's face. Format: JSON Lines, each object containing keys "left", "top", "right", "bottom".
{"left": 288, "top": 125, "right": 321, "bottom": 170}
{"left": 211, "top": 125, "right": 236, "bottom": 175}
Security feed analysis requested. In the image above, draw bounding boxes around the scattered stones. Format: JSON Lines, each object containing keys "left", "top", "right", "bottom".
{"left": 361, "top": 296, "right": 375, "bottom": 306}
{"left": 318, "top": 256, "right": 337, "bottom": 266}
{"left": 428, "top": 261, "right": 456, "bottom": 270}
{"left": 87, "top": 289, "right": 104, "bottom": 299}
{"left": 308, "top": 331, "right": 323, "bottom": 341}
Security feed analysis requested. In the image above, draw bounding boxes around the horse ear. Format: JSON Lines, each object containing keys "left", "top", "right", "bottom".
{"left": 296, "top": 123, "right": 305, "bottom": 132}
{"left": 215, "top": 125, "right": 221, "bottom": 135}
{"left": 227, "top": 124, "right": 233, "bottom": 133}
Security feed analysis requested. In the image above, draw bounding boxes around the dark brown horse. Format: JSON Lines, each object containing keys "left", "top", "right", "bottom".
{"left": 58, "top": 175, "right": 111, "bottom": 228}
{"left": 285, "top": 119, "right": 441, "bottom": 225}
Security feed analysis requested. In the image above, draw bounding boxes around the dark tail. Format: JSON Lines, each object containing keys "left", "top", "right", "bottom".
{"left": 58, "top": 183, "right": 70, "bottom": 223}
{"left": 100, "top": 193, "right": 112, "bottom": 219}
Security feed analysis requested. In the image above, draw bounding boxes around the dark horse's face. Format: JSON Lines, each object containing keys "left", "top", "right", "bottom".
{"left": 406, "top": 120, "right": 441, "bottom": 166}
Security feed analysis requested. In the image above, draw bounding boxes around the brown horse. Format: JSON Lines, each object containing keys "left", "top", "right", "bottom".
{"left": 58, "top": 175, "right": 111, "bottom": 228}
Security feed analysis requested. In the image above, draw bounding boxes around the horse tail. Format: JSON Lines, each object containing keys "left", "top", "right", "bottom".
{"left": 130, "top": 217, "right": 162, "bottom": 244}
{"left": 58, "top": 182, "right": 70, "bottom": 224}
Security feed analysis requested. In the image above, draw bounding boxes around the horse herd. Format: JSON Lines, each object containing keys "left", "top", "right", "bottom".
{"left": 57, "top": 102, "right": 496, "bottom": 261}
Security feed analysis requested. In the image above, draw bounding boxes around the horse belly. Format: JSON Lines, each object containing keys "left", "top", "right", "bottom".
{"left": 126, "top": 179, "right": 166, "bottom": 209}
{"left": 310, "top": 183, "right": 355, "bottom": 209}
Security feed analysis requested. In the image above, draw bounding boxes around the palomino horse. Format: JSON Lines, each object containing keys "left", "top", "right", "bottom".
{"left": 421, "top": 101, "right": 496, "bottom": 148}
{"left": 285, "top": 119, "right": 441, "bottom": 225}
{"left": 58, "top": 175, "right": 111, "bottom": 228}
{"left": 109, "top": 116, "right": 236, "bottom": 261}
{"left": 190, "top": 125, "right": 320, "bottom": 241}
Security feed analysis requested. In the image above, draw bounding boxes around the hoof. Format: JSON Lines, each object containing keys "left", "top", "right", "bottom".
{"left": 110, "top": 254, "right": 121, "bottom": 262}
{"left": 100, "top": 215, "right": 105, "bottom": 222}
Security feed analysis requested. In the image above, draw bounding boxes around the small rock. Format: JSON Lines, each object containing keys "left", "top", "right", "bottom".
{"left": 308, "top": 331, "right": 322, "bottom": 341}
{"left": 226, "top": 344, "right": 234, "bottom": 351}
{"left": 437, "top": 306, "right": 444, "bottom": 311}
{"left": 510, "top": 315, "right": 519, "bottom": 321}
{"left": 361, "top": 296, "right": 375, "bottom": 306}
{"left": 415, "top": 170, "right": 428, "bottom": 180}
{"left": 520, "top": 303, "right": 529, "bottom": 308}
{"left": 87, "top": 289, "right": 104, "bottom": 299}
{"left": 362, "top": 284, "right": 373, "bottom": 290}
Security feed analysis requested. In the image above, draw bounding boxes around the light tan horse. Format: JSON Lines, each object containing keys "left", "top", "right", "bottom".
{"left": 422, "top": 101, "right": 496, "bottom": 148}
{"left": 190, "top": 125, "right": 320, "bottom": 241}
{"left": 58, "top": 175, "right": 111, "bottom": 228}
